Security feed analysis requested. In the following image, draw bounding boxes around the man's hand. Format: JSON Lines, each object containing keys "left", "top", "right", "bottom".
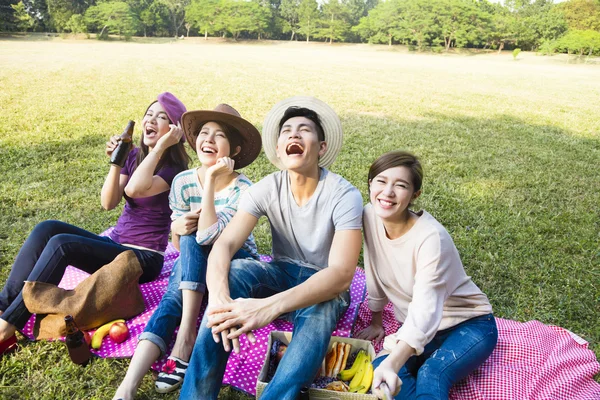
{"left": 207, "top": 298, "right": 277, "bottom": 349}
{"left": 171, "top": 208, "right": 201, "bottom": 236}
{"left": 373, "top": 359, "right": 402, "bottom": 399}
{"left": 356, "top": 323, "right": 385, "bottom": 342}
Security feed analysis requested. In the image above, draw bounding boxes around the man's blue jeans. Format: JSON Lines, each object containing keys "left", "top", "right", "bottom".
{"left": 179, "top": 258, "right": 350, "bottom": 400}
{"left": 140, "top": 235, "right": 254, "bottom": 355}
{"left": 372, "top": 313, "right": 497, "bottom": 400}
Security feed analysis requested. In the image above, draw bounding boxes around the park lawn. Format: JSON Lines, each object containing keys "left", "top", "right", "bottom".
{"left": 0, "top": 37, "right": 599, "bottom": 399}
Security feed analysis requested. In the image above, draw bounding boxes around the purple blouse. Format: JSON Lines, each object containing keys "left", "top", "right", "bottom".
{"left": 109, "top": 148, "right": 181, "bottom": 252}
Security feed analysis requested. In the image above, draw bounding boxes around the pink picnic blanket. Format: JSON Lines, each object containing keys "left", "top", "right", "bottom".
{"left": 21, "top": 235, "right": 600, "bottom": 399}
{"left": 21, "top": 236, "right": 366, "bottom": 395}
{"left": 353, "top": 298, "right": 600, "bottom": 400}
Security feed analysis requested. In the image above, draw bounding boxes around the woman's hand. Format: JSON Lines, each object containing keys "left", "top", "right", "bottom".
{"left": 171, "top": 209, "right": 201, "bottom": 236}
{"left": 155, "top": 124, "right": 184, "bottom": 152}
{"left": 356, "top": 323, "right": 385, "bottom": 342}
{"left": 105, "top": 135, "right": 120, "bottom": 158}
{"left": 373, "top": 359, "right": 402, "bottom": 399}
{"left": 206, "top": 157, "right": 235, "bottom": 180}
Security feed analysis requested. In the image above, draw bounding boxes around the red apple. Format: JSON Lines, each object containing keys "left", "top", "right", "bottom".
{"left": 83, "top": 330, "right": 92, "bottom": 347}
{"left": 109, "top": 322, "right": 129, "bottom": 343}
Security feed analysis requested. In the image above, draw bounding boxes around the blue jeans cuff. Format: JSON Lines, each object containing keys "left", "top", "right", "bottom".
{"left": 179, "top": 281, "right": 206, "bottom": 293}
{"left": 138, "top": 331, "right": 167, "bottom": 356}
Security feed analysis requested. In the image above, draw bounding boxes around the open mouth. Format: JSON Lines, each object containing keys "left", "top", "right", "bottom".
{"left": 201, "top": 146, "right": 217, "bottom": 154}
{"left": 377, "top": 199, "right": 396, "bottom": 208}
{"left": 286, "top": 143, "right": 304, "bottom": 155}
{"left": 145, "top": 126, "right": 157, "bottom": 136}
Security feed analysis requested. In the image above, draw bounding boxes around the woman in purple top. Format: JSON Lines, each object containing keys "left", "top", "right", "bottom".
{"left": 0, "top": 92, "right": 190, "bottom": 356}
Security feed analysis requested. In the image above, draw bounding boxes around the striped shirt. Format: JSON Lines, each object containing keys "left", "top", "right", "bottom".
{"left": 169, "top": 168, "right": 258, "bottom": 257}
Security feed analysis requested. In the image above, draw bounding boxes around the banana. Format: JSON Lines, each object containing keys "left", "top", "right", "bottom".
{"left": 357, "top": 361, "right": 374, "bottom": 394}
{"left": 348, "top": 357, "right": 369, "bottom": 391}
{"left": 338, "top": 349, "right": 366, "bottom": 381}
{"left": 91, "top": 319, "right": 125, "bottom": 349}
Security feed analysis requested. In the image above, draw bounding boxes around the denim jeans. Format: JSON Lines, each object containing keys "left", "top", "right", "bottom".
{"left": 372, "top": 313, "right": 498, "bottom": 400}
{"left": 0, "top": 220, "right": 164, "bottom": 330}
{"left": 140, "top": 235, "right": 255, "bottom": 356}
{"left": 179, "top": 258, "right": 351, "bottom": 400}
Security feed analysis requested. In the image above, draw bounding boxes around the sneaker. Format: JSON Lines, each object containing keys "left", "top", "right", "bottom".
{"left": 155, "top": 356, "right": 189, "bottom": 393}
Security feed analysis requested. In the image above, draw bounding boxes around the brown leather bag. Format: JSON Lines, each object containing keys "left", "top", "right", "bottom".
{"left": 22, "top": 250, "right": 146, "bottom": 339}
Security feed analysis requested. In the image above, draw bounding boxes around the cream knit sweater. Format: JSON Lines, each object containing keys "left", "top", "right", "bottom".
{"left": 363, "top": 204, "right": 492, "bottom": 355}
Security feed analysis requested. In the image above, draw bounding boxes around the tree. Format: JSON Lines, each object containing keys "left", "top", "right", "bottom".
{"left": 297, "top": 0, "right": 317, "bottom": 41}
{"left": 138, "top": 7, "right": 157, "bottom": 36}
{"left": 557, "top": 29, "right": 600, "bottom": 55}
{"left": 1, "top": 0, "right": 17, "bottom": 31}
{"left": 85, "top": 1, "right": 137, "bottom": 39}
{"left": 249, "top": 0, "right": 271, "bottom": 39}
{"left": 316, "top": 0, "right": 350, "bottom": 43}
{"left": 159, "top": 0, "right": 190, "bottom": 37}
{"left": 186, "top": 0, "right": 223, "bottom": 38}
{"left": 11, "top": 1, "right": 34, "bottom": 31}
{"left": 487, "top": 3, "right": 517, "bottom": 52}
{"left": 65, "top": 13, "right": 86, "bottom": 33}
{"left": 557, "top": 0, "right": 600, "bottom": 32}
{"left": 431, "top": 0, "right": 483, "bottom": 51}
{"left": 280, "top": 0, "right": 299, "bottom": 40}
{"left": 353, "top": 0, "right": 401, "bottom": 46}
{"left": 46, "top": 0, "right": 92, "bottom": 32}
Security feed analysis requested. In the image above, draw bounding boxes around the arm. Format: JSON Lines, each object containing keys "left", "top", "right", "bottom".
{"left": 124, "top": 124, "right": 182, "bottom": 198}
{"left": 101, "top": 135, "right": 129, "bottom": 210}
{"left": 372, "top": 340, "right": 415, "bottom": 398}
{"left": 207, "top": 228, "right": 362, "bottom": 338}
{"left": 205, "top": 210, "right": 259, "bottom": 303}
{"left": 356, "top": 231, "right": 388, "bottom": 341}
{"left": 196, "top": 157, "right": 237, "bottom": 241}
{"left": 168, "top": 172, "right": 201, "bottom": 252}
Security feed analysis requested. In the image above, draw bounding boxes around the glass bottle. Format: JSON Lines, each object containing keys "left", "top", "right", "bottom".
{"left": 64, "top": 315, "right": 91, "bottom": 366}
{"left": 109, "top": 120, "right": 135, "bottom": 167}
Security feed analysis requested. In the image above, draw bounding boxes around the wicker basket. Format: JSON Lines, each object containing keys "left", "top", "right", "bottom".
{"left": 256, "top": 331, "right": 378, "bottom": 399}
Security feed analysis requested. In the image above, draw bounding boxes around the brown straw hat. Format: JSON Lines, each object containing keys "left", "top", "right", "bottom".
{"left": 181, "top": 104, "right": 262, "bottom": 169}
{"left": 262, "top": 96, "right": 343, "bottom": 170}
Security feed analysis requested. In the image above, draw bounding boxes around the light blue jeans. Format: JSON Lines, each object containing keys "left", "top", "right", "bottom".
{"left": 179, "top": 258, "right": 351, "bottom": 400}
{"left": 372, "top": 313, "right": 498, "bottom": 400}
{"left": 139, "top": 235, "right": 254, "bottom": 355}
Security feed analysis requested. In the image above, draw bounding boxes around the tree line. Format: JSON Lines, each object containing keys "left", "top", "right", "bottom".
{"left": 2, "top": 0, "right": 600, "bottom": 55}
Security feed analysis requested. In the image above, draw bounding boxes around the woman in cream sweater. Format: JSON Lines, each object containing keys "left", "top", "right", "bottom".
{"left": 357, "top": 151, "right": 497, "bottom": 400}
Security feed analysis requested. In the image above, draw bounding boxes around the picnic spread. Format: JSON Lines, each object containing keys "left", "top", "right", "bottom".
{"left": 20, "top": 230, "right": 600, "bottom": 399}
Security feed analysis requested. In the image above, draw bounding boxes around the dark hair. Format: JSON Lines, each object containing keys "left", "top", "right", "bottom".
{"left": 133, "top": 113, "right": 191, "bottom": 173}
{"left": 368, "top": 151, "right": 423, "bottom": 192}
{"left": 278, "top": 107, "right": 325, "bottom": 142}
{"left": 192, "top": 121, "right": 242, "bottom": 158}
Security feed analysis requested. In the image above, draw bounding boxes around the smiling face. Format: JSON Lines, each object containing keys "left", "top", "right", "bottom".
{"left": 194, "top": 121, "right": 235, "bottom": 167}
{"left": 275, "top": 116, "right": 327, "bottom": 172}
{"left": 142, "top": 102, "right": 172, "bottom": 149}
{"left": 369, "top": 166, "right": 421, "bottom": 222}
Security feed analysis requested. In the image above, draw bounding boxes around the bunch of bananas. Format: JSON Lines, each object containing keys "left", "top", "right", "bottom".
{"left": 338, "top": 349, "right": 374, "bottom": 394}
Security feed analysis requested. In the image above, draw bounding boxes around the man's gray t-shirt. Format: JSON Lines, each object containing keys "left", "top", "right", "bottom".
{"left": 239, "top": 168, "right": 363, "bottom": 270}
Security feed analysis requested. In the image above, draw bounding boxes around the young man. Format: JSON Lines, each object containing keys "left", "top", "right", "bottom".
{"left": 179, "top": 96, "right": 363, "bottom": 399}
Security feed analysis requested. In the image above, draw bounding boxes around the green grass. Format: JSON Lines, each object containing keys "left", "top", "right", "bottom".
{"left": 0, "top": 37, "right": 599, "bottom": 398}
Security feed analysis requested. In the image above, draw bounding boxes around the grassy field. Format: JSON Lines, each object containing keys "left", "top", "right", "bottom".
{"left": 0, "top": 37, "right": 599, "bottom": 399}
